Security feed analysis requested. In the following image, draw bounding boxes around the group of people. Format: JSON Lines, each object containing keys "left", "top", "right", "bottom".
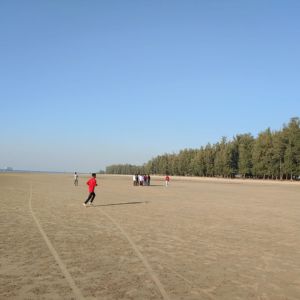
{"left": 73, "top": 172, "right": 171, "bottom": 208}
{"left": 133, "top": 174, "right": 151, "bottom": 186}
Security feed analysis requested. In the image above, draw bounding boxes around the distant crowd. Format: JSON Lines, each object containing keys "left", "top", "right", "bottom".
{"left": 133, "top": 174, "right": 151, "bottom": 186}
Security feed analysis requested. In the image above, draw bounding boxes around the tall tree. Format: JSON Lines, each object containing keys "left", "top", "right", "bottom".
{"left": 191, "top": 148, "right": 206, "bottom": 176}
{"left": 235, "top": 134, "right": 254, "bottom": 178}
{"left": 214, "top": 137, "right": 228, "bottom": 177}
{"left": 272, "top": 131, "right": 286, "bottom": 179}
{"left": 282, "top": 118, "right": 300, "bottom": 179}
{"left": 252, "top": 128, "right": 274, "bottom": 179}
{"left": 204, "top": 144, "right": 215, "bottom": 177}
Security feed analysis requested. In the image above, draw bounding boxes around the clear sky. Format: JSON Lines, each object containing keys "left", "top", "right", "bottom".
{"left": 1, "top": 0, "right": 299, "bottom": 172}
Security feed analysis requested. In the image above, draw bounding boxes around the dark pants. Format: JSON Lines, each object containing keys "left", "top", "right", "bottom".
{"left": 85, "top": 192, "right": 96, "bottom": 204}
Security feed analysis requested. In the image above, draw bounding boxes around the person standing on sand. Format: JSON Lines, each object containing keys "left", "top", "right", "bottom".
{"left": 165, "top": 175, "right": 170, "bottom": 187}
{"left": 83, "top": 173, "right": 97, "bottom": 207}
{"left": 139, "top": 174, "right": 144, "bottom": 186}
{"left": 133, "top": 174, "right": 136, "bottom": 186}
{"left": 74, "top": 172, "right": 79, "bottom": 186}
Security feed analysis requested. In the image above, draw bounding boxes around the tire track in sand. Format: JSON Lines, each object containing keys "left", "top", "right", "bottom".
{"left": 98, "top": 207, "right": 171, "bottom": 300}
{"left": 29, "top": 185, "right": 84, "bottom": 300}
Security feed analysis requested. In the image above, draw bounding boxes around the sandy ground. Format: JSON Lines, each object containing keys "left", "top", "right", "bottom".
{"left": 0, "top": 173, "right": 300, "bottom": 300}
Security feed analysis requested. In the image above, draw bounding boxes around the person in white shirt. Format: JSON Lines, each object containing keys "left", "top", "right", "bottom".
{"left": 138, "top": 174, "right": 144, "bottom": 186}
{"left": 74, "top": 172, "right": 79, "bottom": 186}
{"left": 133, "top": 174, "right": 137, "bottom": 186}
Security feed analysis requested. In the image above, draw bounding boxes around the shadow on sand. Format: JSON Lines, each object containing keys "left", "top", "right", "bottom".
{"left": 93, "top": 201, "right": 148, "bottom": 207}
{"left": 135, "top": 184, "right": 163, "bottom": 187}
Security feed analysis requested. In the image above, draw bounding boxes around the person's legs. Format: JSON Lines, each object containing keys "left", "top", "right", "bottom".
{"left": 84, "top": 193, "right": 93, "bottom": 204}
{"left": 89, "top": 192, "right": 96, "bottom": 203}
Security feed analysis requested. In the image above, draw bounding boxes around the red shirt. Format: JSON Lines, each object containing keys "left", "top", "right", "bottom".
{"left": 165, "top": 176, "right": 170, "bottom": 181}
{"left": 87, "top": 178, "right": 97, "bottom": 192}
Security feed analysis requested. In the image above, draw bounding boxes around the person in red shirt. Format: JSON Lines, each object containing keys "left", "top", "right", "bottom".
{"left": 165, "top": 175, "right": 170, "bottom": 187}
{"left": 83, "top": 173, "right": 97, "bottom": 207}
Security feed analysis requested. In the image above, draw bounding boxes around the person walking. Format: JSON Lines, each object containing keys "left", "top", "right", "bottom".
{"left": 83, "top": 173, "right": 97, "bottom": 207}
{"left": 74, "top": 172, "right": 79, "bottom": 186}
{"left": 165, "top": 175, "right": 170, "bottom": 187}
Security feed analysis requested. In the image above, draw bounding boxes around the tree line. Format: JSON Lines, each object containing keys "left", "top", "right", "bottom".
{"left": 105, "top": 117, "right": 300, "bottom": 180}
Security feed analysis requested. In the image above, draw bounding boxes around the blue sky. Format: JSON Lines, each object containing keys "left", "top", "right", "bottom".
{"left": 0, "top": 0, "right": 299, "bottom": 172}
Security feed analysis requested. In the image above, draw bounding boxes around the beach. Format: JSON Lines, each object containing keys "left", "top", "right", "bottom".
{"left": 1, "top": 173, "right": 300, "bottom": 299}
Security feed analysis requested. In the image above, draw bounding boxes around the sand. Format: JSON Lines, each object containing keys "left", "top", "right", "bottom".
{"left": 0, "top": 173, "right": 300, "bottom": 300}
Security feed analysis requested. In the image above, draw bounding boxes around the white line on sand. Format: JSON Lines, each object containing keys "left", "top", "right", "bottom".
{"left": 98, "top": 208, "right": 171, "bottom": 300}
{"left": 29, "top": 185, "right": 84, "bottom": 300}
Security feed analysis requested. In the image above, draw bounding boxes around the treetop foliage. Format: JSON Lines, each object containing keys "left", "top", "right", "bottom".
{"left": 105, "top": 118, "right": 300, "bottom": 180}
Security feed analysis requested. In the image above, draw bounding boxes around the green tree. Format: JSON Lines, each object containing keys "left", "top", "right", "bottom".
{"left": 235, "top": 134, "right": 254, "bottom": 178}
{"left": 214, "top": 137, "right": 227, "bottom": 177}
{"left": 191, "top": 148, "right": 206, "bottom": 176}
{"left": 252, "top": 128, "right": 274, "bottom": 179}
{"left": 176, "top": 149, "right": 196, "bottom": 176}
{"left": 204, "top": 144, "right": 215, "bottom": 177}
{"left": 272, "top": 131, "right": 286, "bottom": 179}
{"left": 282, "top": 118, "right": 300, "bottom": 179}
